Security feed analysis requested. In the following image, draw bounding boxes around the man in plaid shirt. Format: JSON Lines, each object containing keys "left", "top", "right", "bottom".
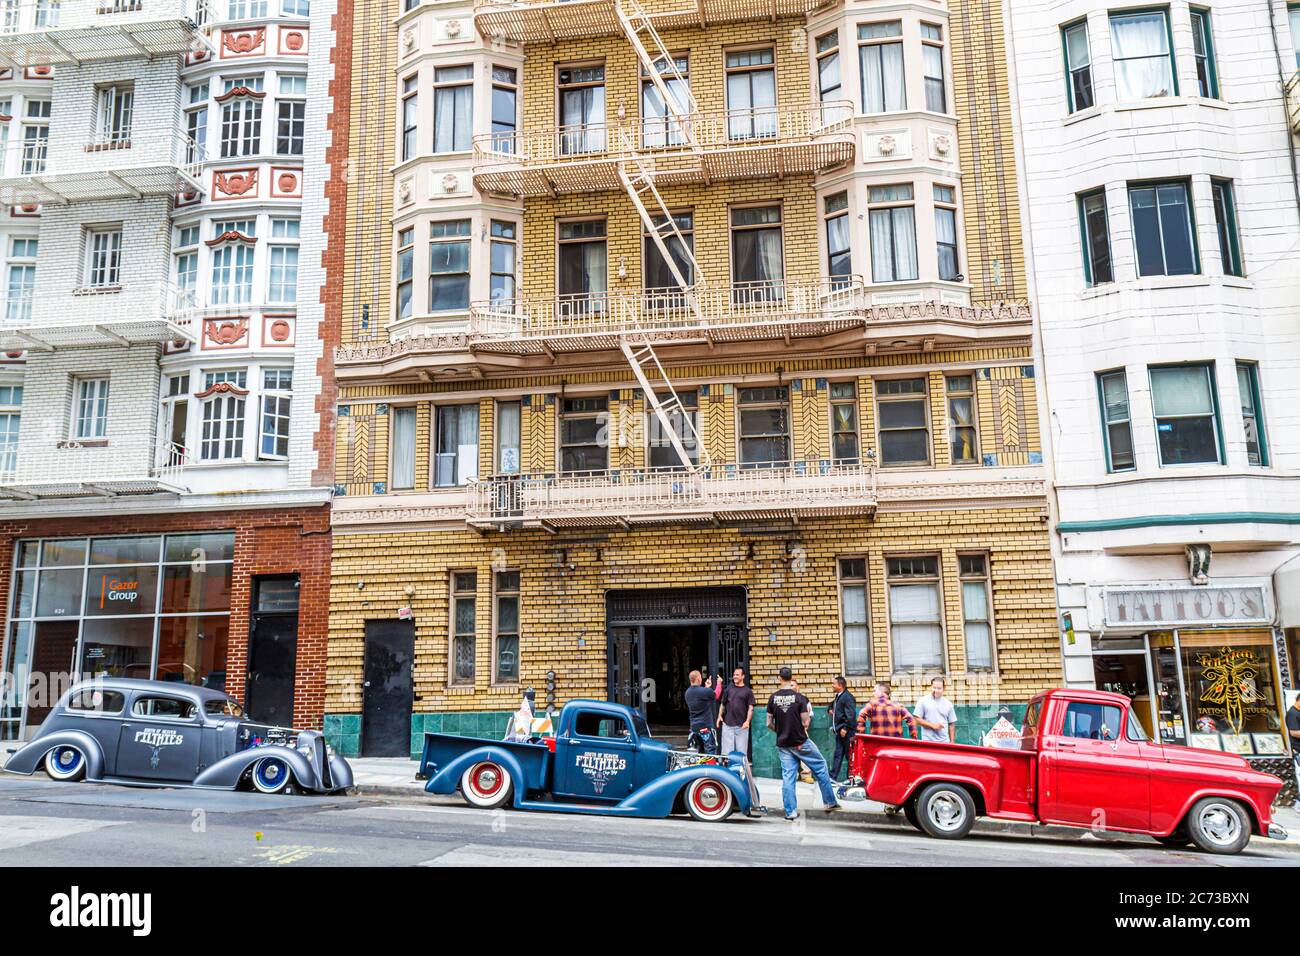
{"left": 857, "top": 681, "right": 918, "bottom": 739}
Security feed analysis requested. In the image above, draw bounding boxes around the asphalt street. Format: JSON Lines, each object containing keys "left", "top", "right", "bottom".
{"left": 0, "top": 774, "right": 1297, "bottom": 866}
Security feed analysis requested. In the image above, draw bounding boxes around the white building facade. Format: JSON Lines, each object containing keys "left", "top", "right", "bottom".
{"left": 1008, "top": 0, "right": 1300, "bottom": 789}
{"left": 0, "top": 0, "right": 340, "bottom": 741}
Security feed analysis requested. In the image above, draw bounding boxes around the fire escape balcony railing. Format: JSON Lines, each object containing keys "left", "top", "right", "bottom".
{"left": 0, "top": 0, "right": 213, "bottom": 65}
{"left": 0, "top": 127, "right": 205, "bottom": 205}
{"left": 466, "top": 461, "right": 878, "bottom": 529}
{"left": 472, "top": 0, "right": 828, "bottom": 44}
{"left": 0, "top": 282, "right": 199, "bottom": 350}
{"left": 0, "top": 439, "right": 190, "bottom": 501}
{"left": 472, "top": 102, "right": 855, "bottom": 197}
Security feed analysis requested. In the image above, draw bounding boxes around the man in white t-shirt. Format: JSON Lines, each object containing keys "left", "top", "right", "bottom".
{"left": 913, "top": 676, "right": 957, "bottom": 744}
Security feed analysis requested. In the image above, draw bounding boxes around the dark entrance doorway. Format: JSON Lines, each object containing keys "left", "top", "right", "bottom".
{"left": 361, "top": 619, "right": 415, "bottom": 757}
{"left": 245, "top": 576, "right": 300, "bottom": 726}
{"left": 606, "top": 587, "right": 748, "bottom": 739}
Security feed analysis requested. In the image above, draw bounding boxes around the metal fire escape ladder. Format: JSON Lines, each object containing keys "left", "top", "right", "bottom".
{"left": 620, "top": 337, "right": 713, "bottom": 471}
{"left": 617, "top": 0, "right": 702, "bottom": 153}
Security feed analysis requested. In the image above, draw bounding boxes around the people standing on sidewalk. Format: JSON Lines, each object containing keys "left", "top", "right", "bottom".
{"left": 856, "top": 681, "right": 918, "bottom": 739}
{"left": 717, "top": 666, "right": 755, "bottom": 756}
{"left": 828, "top": 676, "right": 858, "bottom": 782}
{"left": 766, "top": 666, "right": 842, "bottom": 820}
{"left": 913, "top": 676, "right": 958, "bottom": 744}
{"left": 1287, "top": 694, "right": 1300, "bottom": 812}
{"left": 684, "top": 670, "right": 717, "bottom": 754}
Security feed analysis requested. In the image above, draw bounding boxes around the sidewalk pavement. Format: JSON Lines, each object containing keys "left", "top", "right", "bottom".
{"left": 346, "top": 756, "right": 1300, "bottom": 846}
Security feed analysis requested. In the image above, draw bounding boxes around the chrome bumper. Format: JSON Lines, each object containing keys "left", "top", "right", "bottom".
{"left": 1267, "top": 823, "right": 1289, "bottom": 841}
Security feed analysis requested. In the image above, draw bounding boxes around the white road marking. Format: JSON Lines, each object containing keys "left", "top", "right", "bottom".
{"left": 0, "top": 815, "right": 126, "bottom": 852}
{"left": 417, "top": 844, "right": 747, "bottom": 867}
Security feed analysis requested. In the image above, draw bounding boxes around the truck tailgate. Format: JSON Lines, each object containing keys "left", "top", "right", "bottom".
{"left": 420, "top": 733, "right": 551, "bottom": 792}
{"left": 854, "top": 736, "right": 1037, "bottom": 820}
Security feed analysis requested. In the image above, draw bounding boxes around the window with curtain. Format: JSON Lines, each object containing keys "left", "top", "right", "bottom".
{"left": 868, "top": 184, "right": 918, "bottom": 282}
{"left": 858, "top": 22, "right": 906, "bottom": 113}
{"left": 839, "top": 557, "right": 871, "bottom": 675}
{"left": 1129, "top": 181, "right": 1197, "bottom": 277}
{"left": 258, "top": 369, "right": 292, "bottom": 460}
{"left": 558, "top": 219, "right": 607, "bottom": 315}
{"left": 644, "top": 212, "right": 694, "bottom": 292}
{"left": 1235, "top": 362, "right": 1266, "bottom": 467}
{"left": 429, "top": 219, "right": 471, "bottom": 311}
{"left": 725, "top": 48, "right": 776, "bottom": 139}
{"left": 391, "top": 405, "right": 416, "bottom": 489}
{"left": 559, "top": 65, "right": 605, "bottom": 155}
{"left": 435, "top": 403, "right": 479, "bottom": 486}
{"left": 960, "top": 554, "right": 993, "bottom": 670}
{"left": 934, "top": 184, "right": 959, "bottom": 281}
{"left": 495, "top": 400, "right": 521, "bottom": 474}
{"left": 1109, "top": 10, "right": 1175, "bottom": 100}
{"left": 1097, "top": 369, "right": 1135, "bottom": 471}
{"left": 922, "top": 23, "right": 946, "bottom": 112}
{"left": 491, "top": 66, "right": 517, "bottom": 152}
{"left": 738, "top": 386, "right": 789, "bottom": 467}
{"left": 946, "top": 374, "right": 977, "bottom": 464}
{"left": 887, "top": 556, "right": 943, "bottom": 670}
{"left": 396, "top": 227, "right": 414, "bottom": 320}
{"left": 1190, "top": 8, "right": 1218, "bottom": 98}
{"left": 490, "top": 220, "right": 517, "bottom": 304}
{"left": 1062, "top": 19, "right": 1093, "bottom": 112}
{"left": 730, "top": 205, "right": 784, "bottom": 302}
{"left": 641, "top": 55, "right": 690, "bottom": 148}
{"left": 876, "top": 377, "right": 929, "bottom": 466}
{"left": 1149, "top": 363, "right": 1220, "bottom": 465}
{"left": 433, "top": 66, "right": 473, "bottom": 153}
{"left": 401, "top": 75, "right": 418, "bottom": 160}
{"left": 824, "top": 191, "right": 852, "bottom": 287}
{"left": 1078, "top": 188, "right": 1113, "bottom": 285}
{"left": 829, "top": 382, "right": 859, "bottom": 463}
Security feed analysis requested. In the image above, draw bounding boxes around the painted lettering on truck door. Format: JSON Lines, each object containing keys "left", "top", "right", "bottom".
{"left": 556, "top": 710, "right": 637, "bottom": 800}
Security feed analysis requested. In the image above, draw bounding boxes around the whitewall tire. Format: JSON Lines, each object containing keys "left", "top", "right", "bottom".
{"left": 460, "top": 760, "right": 513, "bottom": 809}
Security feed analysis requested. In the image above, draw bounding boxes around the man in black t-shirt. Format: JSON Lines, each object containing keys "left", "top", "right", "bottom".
{"left": 717, "top": 667, "right": 755, "bottom": 757}
{"left": 1287, "top": 694, "right": 1300, "bottom": 812}
{"left": 766, "top": 666, "right": 842, "bottom": 820}
{"left": 684, "top": 670, "right": 717, "bottom": 753}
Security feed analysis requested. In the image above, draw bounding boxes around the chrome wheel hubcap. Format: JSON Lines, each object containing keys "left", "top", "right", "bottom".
{"left": 1199, "top": 804, "right": 1240, "bottom": 845}
{"left": 477, "top": 768, "right": 498, "bottom": 792}
{"left": 929, "top": 793, "right": 964, "bottom": 830}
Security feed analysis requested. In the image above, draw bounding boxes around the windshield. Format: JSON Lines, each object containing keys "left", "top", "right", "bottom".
{"left": 631, "top": 712, "right": 652, "bottom": 739}
{"left": 204, "top": 698, "right": 244, "bottom": 719}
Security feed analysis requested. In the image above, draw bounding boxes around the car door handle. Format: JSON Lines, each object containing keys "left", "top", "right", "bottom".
{"left": 1057, "top": 740, "right": 1077, "bottom": 748}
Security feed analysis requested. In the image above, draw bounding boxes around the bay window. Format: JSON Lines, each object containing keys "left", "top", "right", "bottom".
{"left": 401, "top": 75, "right": 418, "bottom": 161}
{"left": 934, "top": 184, "right": 959, "bottom": 281}
{"left": 922, "top": 23, "right": 946, "bottom": 113}
{"left": 219, "top": 77, "right": 263, "bottom": 158}
{"left": 276, "top": 75, "right": 306, "bottom": 156}
{"left": 428, "top": 219, "right": 470, "bottom": 312}
{"left": 1109, "top": 9, "right": 1175, "bottom": 100}
{"left": 200, "top": 370, "right": 247, "bottom": 461}
{"left": 824, "top": 192, "right": 852, "bottom": 288}
{"left": 1062, "top": 19, "right": 1093, "bottom": 112}
{"left": 1211, "top": 179, "right": 1242, "bottom": 277}
{"left": 490, "top": 220, "right": 517, "bottom": 304}
{"left": 433, "top": 66, "right": 473, "bottom": 154}
{"left": 1190, "top": 8, "right": 1218, "bottom": 99}
{"left": 396, "top": 227, "right": 414, "bottom": 320}
{"left": 1235, "top": 361, "right": 1266, "bottom": 467}
{"left": 491, "top": 66, "right": 518, "bottom": 152}
{"left": 267, "top": 218, "right": 299, "bottom": 304}
{"left": 1149, "top": 363, "right": 1221, "bottom": 466}
{"left": 858, "top": 22, "right": 905, "bottom": 113}
{"left": 1129, "top": 181, "right": 1196, "bottom": 277}
{"left": 868, "top": 184, "right": 918, "bottom": 283}
{"left": 1078, "top": 188, "right": 1113, "bottom": 285}
{"left": 816, "top": 31, "right": 846, "bottom": 121}
{"left": 1097, "top": 369, "right": 1135, "bottom": 472}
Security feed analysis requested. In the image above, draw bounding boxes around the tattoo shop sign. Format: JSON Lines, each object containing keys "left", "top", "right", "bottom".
{"left": 1102, "top": 585, "right": 1269, "bottom": 629}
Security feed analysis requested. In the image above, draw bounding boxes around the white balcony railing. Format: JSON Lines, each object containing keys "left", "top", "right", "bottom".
{"left": 0, "top": 0, "right": 213, "bottom": 64}
{"left": 0, "top": 281, "right": 199, "bottom": 348}
{"left": 466, "top": 461, "right": 878, "bottom": 527}
{"left": 154, "top": 441, "right": 191, "bottom": 486}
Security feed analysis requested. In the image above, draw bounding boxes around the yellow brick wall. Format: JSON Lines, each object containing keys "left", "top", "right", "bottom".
{"left": 327, "top": 510, "right": 1060, "bottom": 715}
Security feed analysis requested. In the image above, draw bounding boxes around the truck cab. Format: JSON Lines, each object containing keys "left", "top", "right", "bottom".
{"left": 551, "top": 701, "right": 671, "bottom": 801}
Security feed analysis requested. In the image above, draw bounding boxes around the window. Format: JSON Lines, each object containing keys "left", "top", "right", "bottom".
{"left": 1078, "top": 189, "right": 1113, "bottom": 285}
{"left": 887, "top": 556, "right": 943, "bottom": 670}
{"left": 934, "top": 184, "right": 959, "bottom": 281}
{"left": 400, "top": 75, "right": 418, "bottom": 161}
{"left": 433, "top": 65, "right": 473, "bottom": 153}
{"left": 725, "top": 48, "right": 777, "bottom": 139}
{"left": 68, "top": 689, "right": 125, "bottom": 713}
{"left": 1097, "top": 370, "right": 1135, "bottom": 472}
{"left": 228, "top": 0, "right": 267, "bottom": 16}
{"left": 560, "top": 395, "right": 607, "bottom": 473}
{"left": 160, "top": 373, "right": 188, "bottom": 465}
{"left": 259, "top": 368, "right": 292, "bottom": 460}
{"left": 858, "top": 21, "right": 905, "bottom": 113}
{"left": 200, "top": 369, "right": 247, "bottom": 461}
{"left": 1062, "top": 19, "right": 1093, "bottom": 112}
{"left": 1211, "top": 179, "right": 1242, "bottom": 277}
{"left": 730, "top": 205, "right": 784, "bottom": 301}
{"left": 922, "top": 23, "right": 946, "bottom": 112}
{"left": 451, "top": 571, "right": 476, "bottom": 685}
{"left": 391, "top": 405, "right": 416, "bottom": 489}
{"left": 210, "top": 220, "right": 256, "bottom": 305}
{"left": 648, "top": 390, "right": 698, "bottom": 468}
{"left": 838, "top": 557, "right": 871, "bottom": 675}
{"left": 824, "top": 192, "right": 852, "bottom": 288}
{"left": 132, "top": 696, "right": 197, "bottom": 720}
{"left": 74, "top": 378, "right": 110, "bottom": 440}
{"left": 945, "top": 374, "right": 978, "bottom": 464}
{"left": 267, "top": 218, "right": 299, "bottom": 304}
{"left": 868, "top": 185, "right": 918, "bottom": 283}
{"left": 829, "top": 382, "right": 859, "bottom": 464}
{"left": 738, "top": 385, "right": 789, "bottom": 467}
{"left": 1150, "top": 363, "right": 1221, "bottom": 465}
{"left": 557, "top": 219, "right": 607, "bottom": 312}
{"left": 643, "top": 212, "right": 693, "bottom": 292}
{"left": 276, "top": 75, "right": 306, "bottom": 156}
{"left": 85, "top": 228, "right": 122, "bottom": 288}
{"left": 876, "top": 377, "right": 929, "bottom": 466}
{"left": 1190, "top": 8, "right": 1218, "bottom": 98}
{"left": 816, "top": 31, "right": 845, "bottom": 120}
{"left": 1061, "top": 701, "right": 1123, "bottom": 740}
{"left": 5, "top": 237, "right": 35, "bottom": 322}
{"left": 434, "top": 403, "right": 479, "bottom": 486}
{"left": 574, "top": 712, "right": 628, "bottom": 738}
{"left": 96, "top": 83, "right": 133, "bottom": 144}
{"left": 490, "top": 220, "right": 517, "bottom": 304}
{"left": 1129, "top": 181, "right": 1197, "bottom": 277}
{"left": 1292, "top": 4, "right": 1300, "bottom": 69}
{"left": 20, "top": 99, "right": 50, "bottom": 174}
{"left": 281, "top": 0, "right": 309, "bottom": 15}
{"left": 429, "top": 219, "right": 470, "bottom": 312}
{"left": 493, "top": 570, "right": 520, "bottom": 683}
{"left": 0, "top": 385, "right": 22, "bottom": 475}
{"left": 1235, "top": 362, "right": 1266, "bottom": 466}
{"left": 174, "top": 225, "right": 199, "bottom": 304}
{"left": 641, "top": 55, "right": 690, "bottom": 148}
{"left": 396, "top": 227, "right": 414, "bottom": 320}
{"left": 1109, "top": 9, "right": 1175, "bottom": 100}
{"left": 960, "top": 554, "right": 993, "bottom": 670}
{"left": 491, "top": 66, "right": 518, "bottom": 152}
{"left": 495, "top": 399, "right": 520, "bottom": 474}
{"left": 184, "top": 82, "right": 208, "bottom": 164}
{"left": 219, "top": 78, "right": 263, "bottom": 158}
{"left": 558, "top": 64, "right": 605, "bottom": 154}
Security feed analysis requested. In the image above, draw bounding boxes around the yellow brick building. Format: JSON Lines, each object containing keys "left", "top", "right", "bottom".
{"left": 324, "top": 0, "right": 1058, "bottom": 772}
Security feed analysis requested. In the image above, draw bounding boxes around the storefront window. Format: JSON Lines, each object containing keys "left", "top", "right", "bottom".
{"left": 156, "top": 615, "right": 230, "bottom": 690}
{"left": 1180, "top": 632, "right": 1285, "bottom": 757}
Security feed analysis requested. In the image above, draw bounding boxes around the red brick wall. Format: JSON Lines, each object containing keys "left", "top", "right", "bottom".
{"left": 0, "top": 505, "right": 332, "bottom": 729}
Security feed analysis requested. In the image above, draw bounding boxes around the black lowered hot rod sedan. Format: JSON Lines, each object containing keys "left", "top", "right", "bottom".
{"left": 3, "top": 678, "right": 353, "bottom": 794}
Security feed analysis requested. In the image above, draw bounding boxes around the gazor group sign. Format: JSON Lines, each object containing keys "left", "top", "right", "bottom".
{"left": 1103, "top": 586, "right": 1269, "bottom": 628}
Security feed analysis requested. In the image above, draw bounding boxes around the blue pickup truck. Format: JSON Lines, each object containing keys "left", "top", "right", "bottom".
{"left": 420, "top": 699, "right": 763, "bottom": 822}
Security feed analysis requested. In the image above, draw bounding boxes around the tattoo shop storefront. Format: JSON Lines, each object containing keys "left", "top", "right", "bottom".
{"left": 1087, "top": 580, "right": 1294, "bottom": 796}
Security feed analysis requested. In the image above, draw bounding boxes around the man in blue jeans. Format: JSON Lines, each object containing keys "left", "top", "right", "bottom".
{"left": 766, "top": 666, "right": 842, "bottom": 820}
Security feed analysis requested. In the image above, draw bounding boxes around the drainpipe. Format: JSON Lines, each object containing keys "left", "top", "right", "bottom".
{"left": 1267, "top": 0, "right": 1300, "bottom": 224}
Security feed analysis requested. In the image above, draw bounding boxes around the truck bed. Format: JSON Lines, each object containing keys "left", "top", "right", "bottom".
{"left": 419, "top": 732, "right": 552, "bottom": 793}
{"left": 853, "top": 734, "right": 1038, "bottom": 821}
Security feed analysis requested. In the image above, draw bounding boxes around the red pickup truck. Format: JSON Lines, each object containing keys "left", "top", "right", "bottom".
{"left": 843, "top": 688, "right": 1288, "bottom": 854}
